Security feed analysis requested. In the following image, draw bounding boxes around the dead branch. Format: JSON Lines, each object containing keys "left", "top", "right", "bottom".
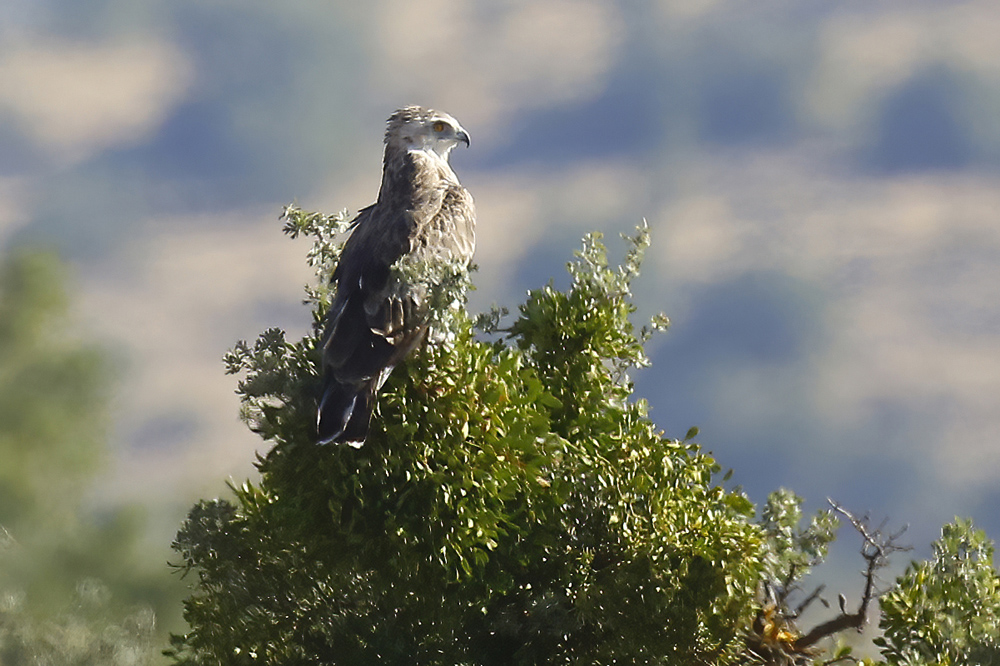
{"left": 793, "top": 500, "right": 910, "bottom": 651}
{"left": 792, "top": 584, "right": 828, "bottom": 619}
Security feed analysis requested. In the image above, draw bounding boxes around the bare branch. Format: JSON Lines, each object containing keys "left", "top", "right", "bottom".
{"left": 793, "top": 500, "right": 910, "bottom": 651}
{"left": 792, "top": 584, "right": 828, "bottom": 619}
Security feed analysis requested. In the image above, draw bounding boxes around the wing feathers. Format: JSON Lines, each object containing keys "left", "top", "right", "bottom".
{"left": 317, "top": 146, "right": 474, "bottom": 445}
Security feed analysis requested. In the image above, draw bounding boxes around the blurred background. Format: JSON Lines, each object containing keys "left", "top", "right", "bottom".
{"left": 1, "top": 0, "right": 999, "bottom": 653}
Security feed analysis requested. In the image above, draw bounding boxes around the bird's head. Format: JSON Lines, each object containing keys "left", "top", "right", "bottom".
{"left": 385, "top": 106, "right": 470, "bottom": 160}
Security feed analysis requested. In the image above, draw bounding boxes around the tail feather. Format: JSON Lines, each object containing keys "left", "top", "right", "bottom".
{"left": 317, "top": 380, "right": 356, "bottom": 445}
{"left": 317, "top": 377, "right": 376, "bottom": 447}
{"left": 339, "top": 385, "right": 376, "bottom": 447}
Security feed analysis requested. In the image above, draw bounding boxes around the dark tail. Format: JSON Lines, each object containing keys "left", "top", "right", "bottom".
{"left": 317, "top": 378, "right": 376, "bottom": 446}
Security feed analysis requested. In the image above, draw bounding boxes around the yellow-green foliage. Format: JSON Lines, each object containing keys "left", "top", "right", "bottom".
{"left": 170, "top": 209, "right": 765, "bottom": 664}
{"left": 0, "top": 249, "right": 161, "bottom": 664}
{"left": 877, "top": 519, "right": 1000, "bottom": 665}
{"left": 168, "top": 207, "right": 999, "bottom": 666}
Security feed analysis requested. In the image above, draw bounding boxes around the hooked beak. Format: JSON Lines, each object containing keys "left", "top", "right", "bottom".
{"left": 456, "top": 128, "right": 471, "bottom": 148}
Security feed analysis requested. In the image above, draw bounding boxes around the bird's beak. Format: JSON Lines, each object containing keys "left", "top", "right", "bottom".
{"left": 456, "top": 128, "right": 471, "bottom": 148}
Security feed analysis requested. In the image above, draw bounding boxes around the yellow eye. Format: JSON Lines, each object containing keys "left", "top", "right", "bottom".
{"left": 432, "top": 121, "right": 445, "bottom": 132}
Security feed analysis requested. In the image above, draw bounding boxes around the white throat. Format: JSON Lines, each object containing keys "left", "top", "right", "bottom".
{"left": 410, "top": 141, "right": 455, "bottom": 163}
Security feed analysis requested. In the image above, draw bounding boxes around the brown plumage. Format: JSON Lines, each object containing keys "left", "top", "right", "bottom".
{"left": 317, "top": 106, "right": 475, "bottom": 445}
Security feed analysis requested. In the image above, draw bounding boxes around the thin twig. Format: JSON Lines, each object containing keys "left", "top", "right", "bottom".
{"left": 793, "top": 500, "right": 909, "bottom": 650}
{"left": 792, "top": 584, "right": 828, "bottom": 619}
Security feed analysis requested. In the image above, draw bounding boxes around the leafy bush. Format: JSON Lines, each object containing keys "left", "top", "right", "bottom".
{"left": 0, "top": 249, "right": 159, "bottom": 665}
{"left": 169, "top": 208, "right": 766, "bottom": 664}
{"left": 877, "top": 519, "right": 1000, "bottom": 665}
{"left": 168, "top": 207, "right": 1000, "bottom": 665}
{"left": 0, "top": 579, "right": 155, "bottom": 666}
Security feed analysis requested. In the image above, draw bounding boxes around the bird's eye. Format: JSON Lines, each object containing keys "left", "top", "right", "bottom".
{"left": 432, "top": 121, "right": 446, "bottom": 133}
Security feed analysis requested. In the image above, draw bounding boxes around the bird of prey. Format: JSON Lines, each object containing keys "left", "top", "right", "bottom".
{"left": 317, "top": 106, "right": 475, "bottom": 446}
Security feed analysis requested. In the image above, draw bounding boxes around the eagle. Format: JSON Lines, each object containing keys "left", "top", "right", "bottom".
{"left": 317, "top": 106, "right": 475, "bottom": 446}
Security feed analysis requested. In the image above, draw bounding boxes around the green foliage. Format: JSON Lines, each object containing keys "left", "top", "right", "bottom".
{"left": 876, "top": 519, "right": 1000, "bottom": 665}
{"left": 0, "top": 579, "right": 156, "bottom": 666}
{"left": 0, "top": 249, "right": 111, "bottom": 535}
{"left": 171, "top": 209, "right": 766, "bottom": 664}
{"left": 742, "top": 491, "right": 841, "bottom": 663}
{"left": 0, "top": 248, "right": 166, "bottom": 664}
{"left": 758, "top": 489, "right": 839, "bottom": 592}
{"left": 170, "top": 206, "right": 1000, "bottom": 666}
